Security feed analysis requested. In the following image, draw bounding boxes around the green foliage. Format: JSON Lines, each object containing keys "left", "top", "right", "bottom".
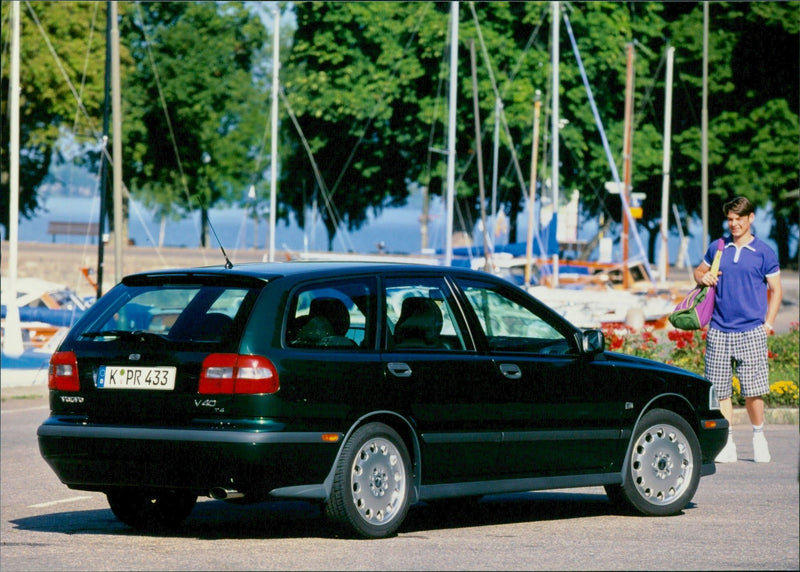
{"left": 120, "top": 2, "right": 268, "bottom": 246}
{"left": 1, "top": 1, "right": 116, "bottom": 231}
{"left": 3, "top": 2, "right": 798, "bottom": 261}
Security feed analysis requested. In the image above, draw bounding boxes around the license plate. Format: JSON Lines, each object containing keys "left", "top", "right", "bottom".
{"left": 96, "top": 366, "right": 176, "bottom": 390}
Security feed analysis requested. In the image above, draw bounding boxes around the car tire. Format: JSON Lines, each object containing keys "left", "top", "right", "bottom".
{"left": 106, "top": 489, "right": 197, "bottom": 530}
{"left": 325, "top": 422, "right": 411, "bottom": 538}
{"left": 613, "top": 408, "right": 701, "bottom": 516}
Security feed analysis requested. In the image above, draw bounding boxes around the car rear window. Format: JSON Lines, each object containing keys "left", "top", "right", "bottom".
{"left": 78, "top": 284, "right": 253, "bottom": 343}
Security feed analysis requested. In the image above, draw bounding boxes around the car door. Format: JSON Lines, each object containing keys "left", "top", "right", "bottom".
{"left": 380, "top": 275, "right": 502, "bottom": 484}
{"left": 453, "top": 276, "right": 626, "bottom": 477}
{"left": 275, "top": 277, "right": 384, "bottom": 422}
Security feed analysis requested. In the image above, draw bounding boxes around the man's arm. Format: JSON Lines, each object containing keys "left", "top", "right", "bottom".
{"left": 693, "top": 261, "right": 716, "bottom": 286}
{"left": 764, "top": 273, "right": 782, "bottom": 333}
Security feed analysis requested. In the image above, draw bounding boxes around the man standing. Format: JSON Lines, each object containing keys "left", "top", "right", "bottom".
{"left": 694, "top": 196, "right": 782, "bottom": 463}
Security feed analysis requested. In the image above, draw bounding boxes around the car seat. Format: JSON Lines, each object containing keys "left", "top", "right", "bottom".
{"left": 392, "top": 297, "right": 446, "bottom": 349}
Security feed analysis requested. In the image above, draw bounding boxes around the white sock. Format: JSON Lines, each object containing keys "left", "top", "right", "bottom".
{"left": 753, "top": 423, "right": 764, "bottom": 434}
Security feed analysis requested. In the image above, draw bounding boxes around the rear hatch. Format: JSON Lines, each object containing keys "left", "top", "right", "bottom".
{"left": 51, "top": 272, "right": 267, "bottom": 425}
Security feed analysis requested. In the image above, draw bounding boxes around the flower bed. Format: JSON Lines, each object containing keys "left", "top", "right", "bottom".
{"left": 603, "top": 322, "right": 799, "bottom": 408}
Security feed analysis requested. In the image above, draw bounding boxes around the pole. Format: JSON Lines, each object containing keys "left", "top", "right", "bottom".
{"left": 701, "top": 3, "right": 709, "bottom": 253}
{"left": 491, "top": 97, "right": 500, "bottom": 240}
{"left": 5, "top": 1, "right": 24, "bottom": 357}
{"left": 269, "top": 8, "right": 280, "bottom": 262}
{"left": 444, "top": 1, "right": 459, "bottom": 267}
{"left": 111, "top": 1, "right": 123, "bottom": 282}
{"left": 551, "top": 1, "right": 560, "bottom": 287}
{"left": 469, "top": 40, "right": 490, "bottom": 272}
{"left": 97, "top": 2, "right": 112, "bottom": 299}
{"left": 659, "top": 46, "right": 675, "bottom": 285}
{"left": 525, "top": 93, "right": 542, "bottom": 286}
{"left": 621, "top": 43, "right": 635, "bottom": 290}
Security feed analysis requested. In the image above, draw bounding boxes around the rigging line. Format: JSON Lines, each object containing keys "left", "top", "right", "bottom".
{"left": 23, "top": 2, "right": 169, "bottom": 267}
{"left": 134, "top": 3, "right": 206, "bottom": 262}
{"left": 468, "top": 3, "right": 530, "bottom": 202}
{"left": 424, "top": 32, "right": 450, "bottom": 193}
{"left": 279, "top": 86, "right": 355, "bottom": 253}
{"left": 497, "top": 5, "right": 548, "bottom": 98}
{"left": 465, "top": 4, "right": 549, "bottom": 256}
{"left": 328, "top": 2, "right": 432, "bottom": 200}
{"left": 632, "top": 43, "right": 667, "bottom": 133}
{"left": 72, "top": 2, "right": 100, "bottom": 134}
{"left": 562, "top": 8, "right": 655, "bottom": 284}
{"left": 24, "top": 1, "right": 101, "bottom": 140}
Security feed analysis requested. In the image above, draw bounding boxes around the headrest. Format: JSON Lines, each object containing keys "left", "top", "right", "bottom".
{"left": 395, "top": 297, "right": 443, "bottom": 343}
{"left": 309, "top": 297, "right": 350, "bottom": 336}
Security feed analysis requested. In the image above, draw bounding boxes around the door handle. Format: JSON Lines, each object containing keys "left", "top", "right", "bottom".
{"left": 387, "top": 362, "right": 412, "bottom": 378}
{"left": 499, "top": 363, "right": 522, "bottom": 380}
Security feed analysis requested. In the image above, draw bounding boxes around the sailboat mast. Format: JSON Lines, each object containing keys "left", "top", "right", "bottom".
{"left": 5, "top": 0, "right": 25, "bottom": 358}
{"left": 96, "top": 2, "right": 112, "bottom": 299}
{"left": 525, "top": 93, "right": 542, "bottom": 286}
{"left": 659, "top": 46, "right": 675, "bottom": 285}
{"left": 550, "top": 1, "right": 560, "bottom": 287}
{"left": 110, "top": 2, "right": 123, "bottom": 282}
{"left": 621, "top": 43, "right": 635, "bottom": 290}
{"left": 469, "top": 40, "right": 490, "bottom": 272}
{"left": 268, "top": 7, "right": 280, "bottom": 262}
{"left": 701, "top": 2, "right": 709, "bottom": 253}
{"left": 444, "top": 1, "right": 459, "bottom": 267}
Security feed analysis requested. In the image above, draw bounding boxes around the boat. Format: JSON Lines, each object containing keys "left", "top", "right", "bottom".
{"left": 1, "top": 277, "right": 89, "bottom": 350}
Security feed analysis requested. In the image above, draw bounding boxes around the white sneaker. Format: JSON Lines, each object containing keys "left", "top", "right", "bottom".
{"left": 715, "top": 438, "right": 737, "bottom": 463}
{"left": 753, "top": 432, "right": 771, "bottom": 463}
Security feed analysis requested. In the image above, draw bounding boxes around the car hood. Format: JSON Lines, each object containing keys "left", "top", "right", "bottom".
{"left": 602, "top": 350, "right": 707, "bottom": 381}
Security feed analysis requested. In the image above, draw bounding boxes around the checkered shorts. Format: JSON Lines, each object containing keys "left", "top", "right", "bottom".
{"left": 705, "top": 326, "right": 770, "bottom": 399}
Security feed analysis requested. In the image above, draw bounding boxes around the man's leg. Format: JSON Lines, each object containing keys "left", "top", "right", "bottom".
{"left": 706, "top": 329, "right": 737, "bottom": 462}
{"left": 739, "top": 328, "right": 771, "bottom": 463}
{"left": 745, "top": 395, "right": 765, "bottom": 426}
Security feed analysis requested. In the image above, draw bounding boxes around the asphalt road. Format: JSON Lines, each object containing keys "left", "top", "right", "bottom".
{"left": 2, "top": 397, "right": 798, "bottom": 571}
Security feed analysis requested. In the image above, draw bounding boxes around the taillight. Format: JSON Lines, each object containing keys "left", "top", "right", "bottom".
{"left": 199, "top": 354, "right": 279, "bottom": 395}
{"left": 49, "top": 351, "right": 80, "bottom": 391}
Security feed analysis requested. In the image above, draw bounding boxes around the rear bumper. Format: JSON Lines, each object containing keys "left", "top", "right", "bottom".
{"left": 37, "top": 417, "right": 341, "bottom": 496}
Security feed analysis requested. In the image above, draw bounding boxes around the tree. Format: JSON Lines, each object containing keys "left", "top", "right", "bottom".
{"left": 1, "top": 1, "right": 111, "bottom": 235}
{"left": 282, "top": 2, "right": 434, "bottom": 251}
{"left": 665, "top": 2, "right": 798, "bottom": 266}
{"left": 120, "top": 2, "right": 268, "bottom": 247}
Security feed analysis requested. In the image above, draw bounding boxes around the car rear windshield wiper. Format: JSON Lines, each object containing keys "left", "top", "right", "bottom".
{"left": 80, "top": 330, "right": 169, "bottom": 343}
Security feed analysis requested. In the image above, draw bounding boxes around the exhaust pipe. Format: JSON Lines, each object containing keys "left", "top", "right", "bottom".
{"left": 209, "top": 487, "right": 245, "bottom": 500}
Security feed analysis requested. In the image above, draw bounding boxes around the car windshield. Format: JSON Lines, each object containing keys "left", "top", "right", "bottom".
{"left": 79, "top": 284, "right": 251, "bottom": 343}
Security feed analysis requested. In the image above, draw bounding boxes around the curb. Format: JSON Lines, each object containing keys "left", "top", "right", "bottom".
{"left": 732, "top": 407, "right": 798, "bottom": 426}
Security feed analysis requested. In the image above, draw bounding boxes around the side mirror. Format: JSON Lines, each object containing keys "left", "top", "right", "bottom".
{"left": 581, "top": 329, "right": 605, "bottom": 355}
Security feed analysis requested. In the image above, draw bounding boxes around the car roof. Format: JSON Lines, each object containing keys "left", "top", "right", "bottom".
{"left": 123, "top": 261, "right": 483, "bottom": 282}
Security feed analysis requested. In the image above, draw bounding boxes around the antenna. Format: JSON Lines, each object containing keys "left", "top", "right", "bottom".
{"left": 208, "top": 218, "right": 233, "bottom": 269}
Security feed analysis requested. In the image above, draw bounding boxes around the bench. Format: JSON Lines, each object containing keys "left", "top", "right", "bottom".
{"left": 47, "top": 221, "right": 101, "bottom": 243}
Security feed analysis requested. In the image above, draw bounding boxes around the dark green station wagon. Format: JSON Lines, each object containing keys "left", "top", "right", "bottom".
{"left": 38, "top": 262, "right": 728, "bottom": 538}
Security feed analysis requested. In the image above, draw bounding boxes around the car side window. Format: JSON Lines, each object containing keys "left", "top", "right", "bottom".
{"left": 286, "top": 279, "right": 375, "bottom": 350}
{"left": 456, "top": 278, "right": 571, "bottom": 354}
{"left": 384, "top": 278, "right": 466, "bottom": 351}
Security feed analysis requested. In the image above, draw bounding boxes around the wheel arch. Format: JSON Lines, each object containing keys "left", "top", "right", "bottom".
{"left": 322, "top": 411, "right": 422, "bottom": 504}
{"left": 620, "top": 393, "right": 699, "bottom": 486}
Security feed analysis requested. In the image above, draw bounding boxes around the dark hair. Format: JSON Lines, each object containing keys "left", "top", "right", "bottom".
{"left": 723, "top": 196, "right": 755, "bottom": 217}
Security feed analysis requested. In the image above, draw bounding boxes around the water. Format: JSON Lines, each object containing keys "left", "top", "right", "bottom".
{"left": 12, "top": 192, "right": 789, "bottom": 267}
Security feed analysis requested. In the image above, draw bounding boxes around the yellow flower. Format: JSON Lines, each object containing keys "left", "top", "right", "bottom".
{"left": 732, "top": 376, "right": 741, "bottom": 396}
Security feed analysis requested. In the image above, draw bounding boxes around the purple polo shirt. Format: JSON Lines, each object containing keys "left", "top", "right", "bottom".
{"left": 703, "top": 235, "right": 780, "bottom": 333}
